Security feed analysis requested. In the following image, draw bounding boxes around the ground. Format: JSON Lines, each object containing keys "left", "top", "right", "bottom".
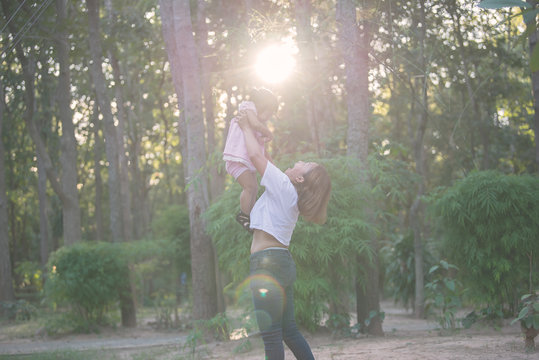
{"left": 0, "top": 301, "right": 536, "bottom": 359}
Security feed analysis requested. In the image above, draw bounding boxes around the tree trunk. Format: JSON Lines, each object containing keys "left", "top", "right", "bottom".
{"left": 1, "top": 0, "right": 81, "bottom": 248}
{"left": 92, "top": 104, "right": 105, "bottom": 242}
{"left": 37, "top": 153, "right": 50, "bottom": 267}
{"left": 87, "top": 0, "right": 136, "bottom": 327}
{"left": 0, "top": 83, "right": 16, "bottom": 304}
{"left": 160, "top": 0, "right": 219, "bottom": 320}
{"left": 294, "top": 0, "right": 321, "bottom": 154}
{"left": 87, "top": 0, "right": 124, "bottom": 243}
{"left": 410, "top": 0, "right": 428, "bottom": 319}
{"left": 196, "top": 1, "right": 226, "bottom": 314}
{"left": 105, "top": 0, "right": 133, "bottom": 241}
{"left": 337, "top": 0, "right": 383, "bottom": 336}
{"left": 527, "top": 0, "right": 539, "bottom": 172}
{"left": 55, "top": 0, "right": 82, "bottom": 246}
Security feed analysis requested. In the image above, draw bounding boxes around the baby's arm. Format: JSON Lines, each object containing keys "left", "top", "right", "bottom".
{"left": 245, "top": 110, "right": 273, "bottom": 141}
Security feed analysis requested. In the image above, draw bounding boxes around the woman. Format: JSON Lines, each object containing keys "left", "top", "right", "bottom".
{"left": 236, "top": 112, "right": 331, "bottom": 360}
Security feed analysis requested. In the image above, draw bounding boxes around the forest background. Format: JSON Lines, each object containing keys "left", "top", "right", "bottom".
{"left": 1, "top": 0, "right": 539, "bottom": 340}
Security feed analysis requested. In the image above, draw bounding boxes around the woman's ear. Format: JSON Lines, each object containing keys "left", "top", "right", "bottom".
{"left": 295, "top": 175, "right": 305, "bottom": 184}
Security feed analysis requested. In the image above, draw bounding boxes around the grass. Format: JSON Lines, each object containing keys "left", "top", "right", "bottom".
{"left": 0, "top": 347, "right": 182, "bottom": 360}
{"left": 0, "top": 349, "right": 119, "bottom": 360}
{"left": 0, "top": 319, "right": 42, "bottom": 340}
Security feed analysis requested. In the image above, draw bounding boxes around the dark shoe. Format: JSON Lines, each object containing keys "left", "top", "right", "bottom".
{"left": 236, "top": 211, "right": 253, "bottom": 233}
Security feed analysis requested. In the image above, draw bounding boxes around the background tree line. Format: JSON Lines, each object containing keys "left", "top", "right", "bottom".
{"left": 1, "top": 0, "right": 538, "bottom": 336}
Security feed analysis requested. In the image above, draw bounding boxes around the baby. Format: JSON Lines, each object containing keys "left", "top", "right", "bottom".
{"left": 223, "top": 88, "right": 278, "bottom": 232}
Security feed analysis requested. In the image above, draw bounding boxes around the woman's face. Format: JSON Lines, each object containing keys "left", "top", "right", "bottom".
{"left": 285, "top": 161, "right": 317, "bottom": 184}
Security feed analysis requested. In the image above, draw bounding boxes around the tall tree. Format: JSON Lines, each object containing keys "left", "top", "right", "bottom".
{"left": 160, "top": 0, "right": 219, "bottom": 320}
{"left": 409, "top": 0, "right": 428, "bottom": 319}
{"left": 105, "top": 0, "right": 133, "bottom": 241}
{"left": 527, "top": 0, "right": 539, "bottom": 172}
{"left": 87, "top": 0, "right": 124, "bottom": 243}
{"left": 195, "top": 1, "right": 226, "bottom": 314}
{"left": 87, "top": 0, "right": 136, "bottom": 327}
{"left": 337, "top": 0, "right": 383, "bottom": 335}
{"left": 1, "top": 0, "right": 82, "bottom": 249}
{"left": 55, "top": 0, "right": 82, "bottom": 246}
{"left": 92, "top": 103, "right": 105, "bottom": 241}
{"left": 293, "top": 0, "right": 322, "bottom": 153}
{"left": 0, "top": 83, "right": 15, "bottom": 304}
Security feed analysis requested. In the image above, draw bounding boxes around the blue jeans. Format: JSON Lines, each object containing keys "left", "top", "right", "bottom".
{"left": 250, "top": 249, "right": 314, "bottom": 360}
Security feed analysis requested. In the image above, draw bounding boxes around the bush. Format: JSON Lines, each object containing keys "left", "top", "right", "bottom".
{"left": 45, "top": 242, "right": 127, "bottom": 328}
{"left": 433, "top": 171, "right": 539, "bottom": 313}
{"left": 0, "top": 299, "right": 37, "bottom": 321}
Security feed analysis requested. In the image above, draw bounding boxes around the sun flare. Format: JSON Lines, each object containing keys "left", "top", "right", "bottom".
{"left": 255, "top": 44, "right": 296, "bottom": 84}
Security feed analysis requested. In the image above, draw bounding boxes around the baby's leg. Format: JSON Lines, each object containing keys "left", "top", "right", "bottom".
{"left": 237, "top": 170, "right": 258, "bottom": 214}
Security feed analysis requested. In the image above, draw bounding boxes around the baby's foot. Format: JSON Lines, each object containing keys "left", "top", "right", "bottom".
{"left": 236, "top": 211, "right": 253, "bottom": 233}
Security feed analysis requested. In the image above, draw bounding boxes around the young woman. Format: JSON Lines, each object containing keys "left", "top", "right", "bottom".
{"left": 236, "top": 112, "right": 331, "bottom": 360}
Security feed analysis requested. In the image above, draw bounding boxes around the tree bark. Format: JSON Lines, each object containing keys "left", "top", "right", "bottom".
{"left": 294, "top": 0, "right": 321, "bottom": 154}
{"left": 337, "top": 0, "right": 383, "bottom": 336}
{"left": 410, "top": 0, "right": 428, "bottom": 319}
{"left": 37, "top": 153, "right": 50, "bottom": 267}
{"left": 0, "top": 82, "right": 16, "bottom": 304}
{"left": 105, "top": 0, "right": 133, "bottom": 241}
{"left": 1, "top": 0, "right": 81, "bottom": 249}
{"left": 87, "top": 0, "right": 136, "bottom": 327}
{"left": 87, "top": 0, "right": 124, "bottom": 243}
{"left": 55, "top": 0, "right": 82, "bottom": 246}
{"left": 196, "top": 1, "right": 226, "bottom": 315}
{"left": 160, "top": 0, "right": 219, "bottom": 320}
{"left": 92, "top": 103, "right": 105, "bottom": 242}
{"left": 527, "top": 0, "right": 539, "bottom": 172}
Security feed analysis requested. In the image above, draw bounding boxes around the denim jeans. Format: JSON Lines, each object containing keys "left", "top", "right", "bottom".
{"left": 250, "top": 249, "right": 314, "bottom": 360}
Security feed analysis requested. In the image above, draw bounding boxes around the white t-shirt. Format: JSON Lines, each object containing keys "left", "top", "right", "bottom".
{"left": 249, "top": 162, "right": 299, "bottom": 246}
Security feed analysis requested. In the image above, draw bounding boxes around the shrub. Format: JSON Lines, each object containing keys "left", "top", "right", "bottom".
{"left": 433, "top": 171, "right": 539, "bottom": 312}
{"left": 45, "top": 242, "right": 127, "bottom": 328}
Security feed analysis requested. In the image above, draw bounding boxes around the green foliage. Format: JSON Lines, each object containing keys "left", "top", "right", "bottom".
{"left": 44, "top": 242, "right": 127, "bottom": 331}
{"left": 425, "top": 260, "right": 463, "bottom": 330}
{"left": 383, "top": 232, "right": 435, "bottom": 310}
{"left": 0, "top": 300, "right": 37, "bottom": 321}
{"left": 182, "top": 313, "right": 230, "bottom": 359}
{"left": 13, "top": 261, "right": 43, "bottom": 294}
{"left": 433, "top": 171, "right": 539, "bottom": 310}
{"left": 512, "top": 292, "right": 539, "bottom": 329}
{"left": 150, "top": 204, "right": 191, "bottom": 275}
{"left": 511, "top": 292, "right": 539, "bottom": 351}
{"left": 207, "top": 156, "right": 389, "bottom": 331}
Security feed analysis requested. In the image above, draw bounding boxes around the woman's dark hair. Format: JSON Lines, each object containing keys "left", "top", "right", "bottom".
{"left": 295, "top": 164, "right": 331, "bottom": 224}
{"left": 249, "top": 88, "right": 279, "bottom": 115}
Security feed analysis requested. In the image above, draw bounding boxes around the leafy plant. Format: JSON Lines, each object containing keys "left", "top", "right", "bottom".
{"left": 0, "top": 300, "right": 37, "bottom": 321}
{"left": 44, "top": 242, "right": 127, "bottom": 331}
{"left": 425, "top": 260, "right": 463, "bottom": 330}
{"left": 181, "top": 313, "right": 230, "bottom": 359}
{"left": 383, "top": 232, "right": 435, "bottom": 311}
{"left": 433, "top": 171, "right": 539, "bottom": 312}
{"left": 511, "top": 293, "right": 539, "bottom": 351}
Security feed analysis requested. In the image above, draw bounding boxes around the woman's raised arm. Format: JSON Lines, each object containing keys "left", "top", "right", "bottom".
{"left": 237, "top": 112, "right": 268, "bottom": 176}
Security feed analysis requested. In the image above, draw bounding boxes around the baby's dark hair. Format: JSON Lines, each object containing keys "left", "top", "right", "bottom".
{"left": 249, "top": 88, "right": 278, "bottom": 115}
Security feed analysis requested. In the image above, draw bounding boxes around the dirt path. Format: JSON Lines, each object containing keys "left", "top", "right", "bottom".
{"left": 0, "top": 302, "right": 536, "bottom": 359}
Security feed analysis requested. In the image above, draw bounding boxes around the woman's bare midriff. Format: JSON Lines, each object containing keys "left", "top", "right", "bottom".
{"left": 250, "top": 229, "right": 288, "bottom": 254}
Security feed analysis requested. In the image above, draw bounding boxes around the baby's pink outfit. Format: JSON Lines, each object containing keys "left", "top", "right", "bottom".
{"left": 223, "top": 101, "right": 265, "bottom": 179}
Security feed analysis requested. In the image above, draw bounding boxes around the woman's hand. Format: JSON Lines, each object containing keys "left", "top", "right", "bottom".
{"left": 237, "top": 111, "right": 250, "bottom": 130}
